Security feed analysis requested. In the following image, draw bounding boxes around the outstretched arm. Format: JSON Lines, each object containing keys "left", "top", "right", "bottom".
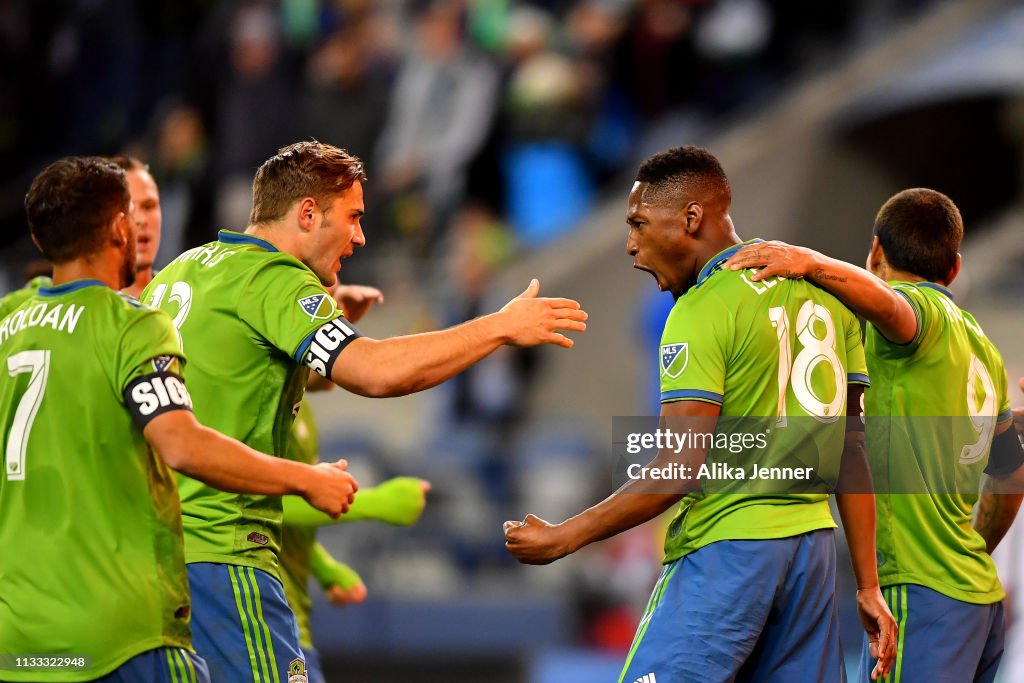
{"left": 310, "top": 543, "right": 367, "bottom": 606}
{"left": 503, "top": 401, "right": 718, "bottom": 565}
{"left": 283, "top": 476, "right": 429, "bottom": 527}
{"left": 330, "top": 279, "right": 587, "bottom": 398}
{"left": 724, "top": 241, "right": 917, "bottom": 344}
{"left": 145, "top": 410, "right": 357, "bottom": 517}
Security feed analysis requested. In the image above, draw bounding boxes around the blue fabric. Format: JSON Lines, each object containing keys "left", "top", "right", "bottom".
{"left": 93, "top": 647, "right": 210, "bottom": 683}
{"left": 620, "top": 529, "right": 843, "bottom": 683}
{"left": 187, "top": 562, "right": 305, "bottom": 683}
{"left": 857, "top": 583, "right": 1004, "bottom": 682}
{"left": 504, "top": 143, "right": 593, "bottom": 248}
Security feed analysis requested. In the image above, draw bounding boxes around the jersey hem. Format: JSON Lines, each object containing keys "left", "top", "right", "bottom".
{"left": 878, "top": 576, "right": 1004, "bottom": 605}
{"left": 662, "top": 518, "right": 837, "bottom": 564}
{"left": 185, "top": 553, "right": 281, "bottom": 580}
{"left": 0, "top": 636, "right": 191, "bottom": 682}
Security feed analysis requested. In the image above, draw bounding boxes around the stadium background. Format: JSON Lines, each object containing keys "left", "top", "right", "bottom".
{"left": 1, "top": 0, "right": 1023, "bottom": 680}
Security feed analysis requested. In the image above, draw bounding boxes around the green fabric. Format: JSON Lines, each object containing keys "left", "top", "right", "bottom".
{"left": 0, "top": 276, "right": 52, "bottom": 319}
{"left": 0, "top": 280, "right": 191, "bottom": 681}
{"left": 283, "top": 476, "right": 426, "bottom": 527}
{"left": 310, "top": 543, "right": 362, "bottom": 591}
{"left": 867, "top": 282, "right": 1010, "bottom": 604}
{"left": 279, "top": 402, "right": 319, "bottom": 649}
{"left": 659, "top": 240, "right": 869, "bottom": 563}
{"left": 143, "top": 231, "right": 346, "bottom": 578}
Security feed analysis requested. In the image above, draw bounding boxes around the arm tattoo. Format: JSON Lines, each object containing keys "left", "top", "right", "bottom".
{"left": 813, "top": 268, "right": 847, "bottom": 283}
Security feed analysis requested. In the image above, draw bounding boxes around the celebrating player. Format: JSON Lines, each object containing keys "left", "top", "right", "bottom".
{"left": 725, "top": 188, "right": 1024, "bottom": 681}
{"left": 0, "top": 157, "right": 357, "bottom": 682}
{"left": 142, "top": 140, "right": 588, "bottom": 682}
{"left": 109, "top": 156, "right": 162, "bottom": 299}
{"left": 504, "top": 146, "right": 896, "bottom": 682}
{"left": 279, "top": 287, "right": 428, "bottom": 683}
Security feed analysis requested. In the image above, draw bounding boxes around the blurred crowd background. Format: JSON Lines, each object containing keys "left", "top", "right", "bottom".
{"left": 3, "top": 0, "right": 1024, "bottom": 681}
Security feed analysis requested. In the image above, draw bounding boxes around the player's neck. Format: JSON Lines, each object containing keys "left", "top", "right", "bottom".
{"left": 51, "top": 253, "right": 124, "bottom": 291}
{"left": 244, "top": 223, "right": 301, "bottom": 258}
{"left": 694, "top": 226, "right": 742, "bottom": 279}
{"left": 123, "top": 267, "right": 155, "bottom": 298}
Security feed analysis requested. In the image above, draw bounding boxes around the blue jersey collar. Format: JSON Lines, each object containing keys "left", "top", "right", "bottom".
{"left": 37, "top": 279, "right": 107, "bottom": 296}
{"left": 218, "top": 230, "right": 280, "bottom": 252}
{"left": 918, "top": 282, "right": 954, "bottom": 301}
{"left": 694, "top": 238, "right": 764, "bottom": 289}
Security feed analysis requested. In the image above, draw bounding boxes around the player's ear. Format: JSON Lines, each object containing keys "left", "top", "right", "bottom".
{"left": 683, "top": 202, "right": 702, "bottom": 234}
{"left": 110, "top": 211, "right": 129, "bottom": 248}
{"left": 297, "top": 197, "right": 318, "bottom": 232}
{"left": 866, "top": 236, "right": 884, "bottom": 273}
{"left": 943, "top": 253, "right": 962, "bottom": 287}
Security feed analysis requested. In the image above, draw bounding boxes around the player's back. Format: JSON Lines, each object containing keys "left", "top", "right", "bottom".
{"left": 144, "top": 230, "right": 347, "bottom": 577}
{"left": 867, "top": 281, "right": 1011, "bottom": 603}
{"left": 0, "top": 280, "right": 191, "bottom": 679}
{"left": 660, "top": 242, "right": 869, "bottom": 562}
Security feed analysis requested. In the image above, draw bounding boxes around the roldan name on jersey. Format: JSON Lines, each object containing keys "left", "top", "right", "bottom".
{"left": 304, "top": 317, "right": 359, "bottom": 377}
{"left": 0, "top": 303, "right": 85, "bottom": 346}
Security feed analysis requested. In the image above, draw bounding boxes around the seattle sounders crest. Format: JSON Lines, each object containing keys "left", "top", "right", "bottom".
{"left": 660, "top": 343, "right": 688, "bottom": 378}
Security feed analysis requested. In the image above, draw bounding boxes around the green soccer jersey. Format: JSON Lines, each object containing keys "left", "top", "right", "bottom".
{"left": 659, "top": 241, "right": 870, "bottom": 563}
{"left": 0, "top": 280, "right": 191, "bottom": 681}
{"left": 866, "top": 281, "right": 1011, "bottom": 603}
{"left": 143, "top": 231, "right": 352, "bottom": 577}
{"left": 0, "top": 276, "right": 52, "bottom": 319}
{"left": 280, "top": 401, "right": 319, "bottom": 649}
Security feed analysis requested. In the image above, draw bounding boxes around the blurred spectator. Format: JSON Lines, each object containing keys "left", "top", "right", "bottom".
{"left": 148, "top": 103, "right": 213, "bottom": 263}
{"left": 376, "top": 0, "right": 500, "bottom": 253}
{"left": 299, "top": 19, "right": 394, "bottom": 170}
{"left": 612, "top": 0, "right": 699, "bottom": 123}
{"left": 212, "top": 0, "right": 295, "bottom": 228}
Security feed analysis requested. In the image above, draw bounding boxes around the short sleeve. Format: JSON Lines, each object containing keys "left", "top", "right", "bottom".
{"left": 115, "top": 309, "right": 186, "bottom": 393}
{"left": 659, "top": 296, "right": 730, "bottom": 406}
{"left": 236, "top": 259, "right": 346, "bottom": 361}
{"left": 843, "top": 312, "right": 870, "bottom": 387}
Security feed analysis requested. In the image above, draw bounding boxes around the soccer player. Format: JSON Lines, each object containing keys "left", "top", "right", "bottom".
{"left": 0, "top": 157, "right": 357, "bottom": 682}
{"left": 281, "top": 398, "right": 429, "bottom": 683}
{"left": 280, "top": 289, "right": 427, "bottom": 683}
{"left": 0, "top": 272, "right": 51, "bottom": 320}
{"left": 142, "top": 140, "right": 588, "bottom": 682}
{"left": 724, "top": 188, "right": 1024, "bottom": 682}
{"left": 109, "top": 156, "right": 162, "bottom": 299}
{"left": 503, "top": 145, "right": 897, "bottom": 682}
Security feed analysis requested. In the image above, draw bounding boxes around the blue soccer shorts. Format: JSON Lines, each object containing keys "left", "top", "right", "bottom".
{"left": 857, "top": 583, "right": 1004, "bottom": 682}
{"left": 94, "top": 647, "right": 209, "bottom": 683}
{"left": 187, "top": 562, "right": 308, "bottom": 683}
{"left": 619, "top": 529, "right": 844, "bottom": 683}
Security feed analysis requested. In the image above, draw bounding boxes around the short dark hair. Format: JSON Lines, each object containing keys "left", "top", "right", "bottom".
{"left": 873, "top": 188, "right": 962, "bottom": 283}
{"left": 250, "top": 141, "right": 366, "bottom": 225}
{"left": 636, "top": 145, "right": 731, "bottom": 206}
{"left": 108, "top": 155, "right": 149, "bottom": 173}
{"left": 25, "top": 157, "right": 130, "bottom": 264}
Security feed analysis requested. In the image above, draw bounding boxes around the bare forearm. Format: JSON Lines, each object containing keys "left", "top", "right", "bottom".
{"left": 974, "top": 476, "right": 1024, "bottom": 554}
{"left": 836, "top": 434, "right": 880, "bottom": 589}
{"left": 807, "top": 255, "right": 914, "bottom": 343}
{"left": 562, "top": 487, "right": 683, "bottom": 553}
{"left": 836, "top": 492, "right": 881, "bottom": 588}
{"left": 334, "top": 314, "right": 508, "bottom": 397}
{"left": 152, "top": 422, "right": 307, "bottom": 496}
